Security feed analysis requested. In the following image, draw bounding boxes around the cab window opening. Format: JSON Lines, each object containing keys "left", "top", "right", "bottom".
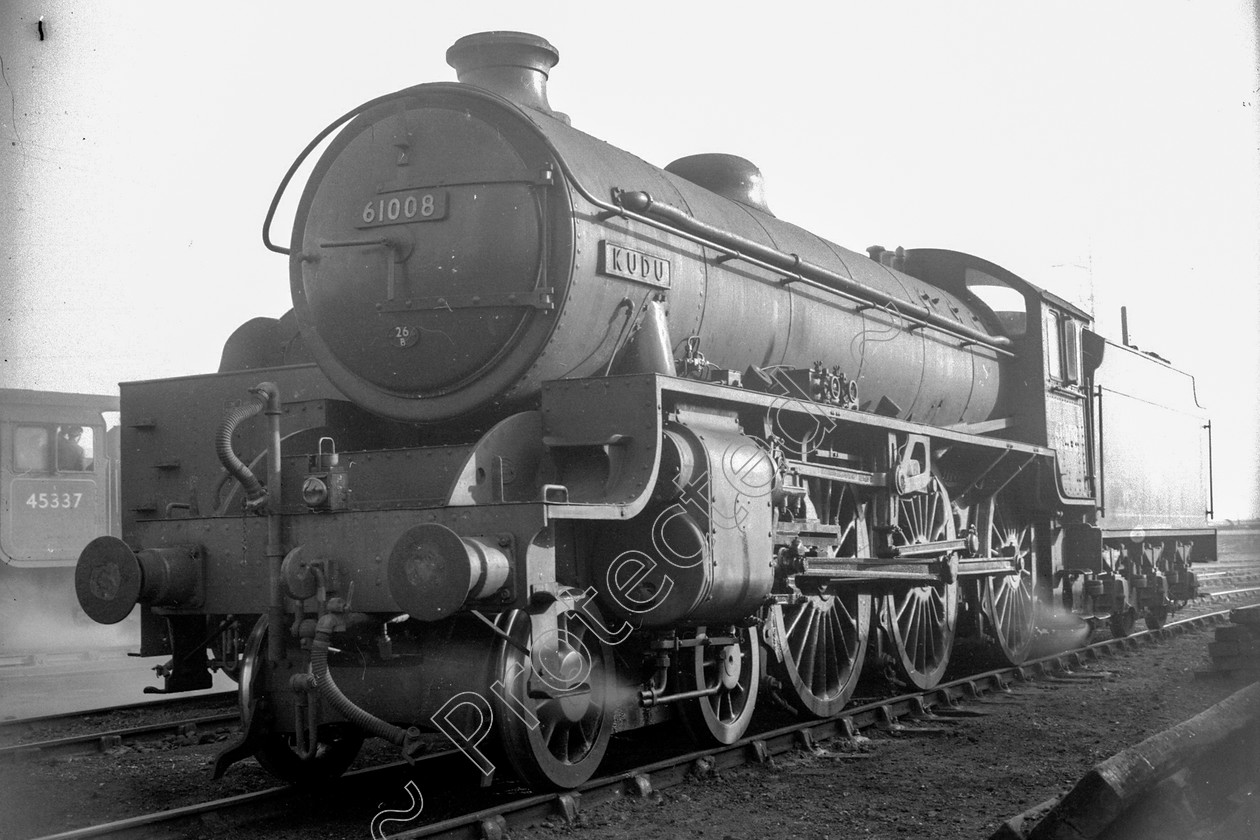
{"left": 12, "top": 424, "right": 96, "bottom": 473}
{"left": 56, "top": 425, "right": 94, "bottom": 471}
{"left": 14, "top": 426, "right": 50, "bottom": 473}
{"left": 1062, "top": 317, "right": 1082, "bottom": 384}
{"left": 1046, "top": 310, "right": 1064, "bottom": 381}
{"left": 964, "top": 268, "right": 1028, "bottom": 337}
{"left": 1045, "top": 310, "right": 1083, "bottom": 386}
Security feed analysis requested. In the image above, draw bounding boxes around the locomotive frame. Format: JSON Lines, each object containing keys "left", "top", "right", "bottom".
{"left": 73, "top": 31, "right": 1214, "bottom": 790}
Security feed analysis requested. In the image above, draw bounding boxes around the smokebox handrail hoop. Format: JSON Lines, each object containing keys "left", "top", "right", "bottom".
{"left": 262, "top": 86, "right": 430, "bottom": 255}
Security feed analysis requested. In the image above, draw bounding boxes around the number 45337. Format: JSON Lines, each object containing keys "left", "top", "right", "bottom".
{"left": 26, "top": 492, "right": 83, "bottom": 509}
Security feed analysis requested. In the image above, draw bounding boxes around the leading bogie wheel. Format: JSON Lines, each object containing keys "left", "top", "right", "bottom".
{"left": 677, "top": 625, "right": 760, "bottom": 745}
{"left": 255, "top": 725, "right": 366, "bottom": 785}
{"left": 1109, "top": 605, "right": 1137, "bottom": 638}
{"left": 1144, "top": 606, "right": 1168, "bottom": 631}
{"left": 977, "top": 494, "right": 1038, "bottom": 665}
{"left": 240, "top": 617, "right": 365, "bottom": 785}
{"left": 880, "top": 473, "right": 959, "bottom": 690}
{"left": 492, "top": 595, "right": 614, "bottom": 789}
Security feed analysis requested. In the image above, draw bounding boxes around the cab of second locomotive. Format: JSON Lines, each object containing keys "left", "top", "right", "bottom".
{"left": 0, "top": 389, "right": 118, "bottom": 570}
{"left": 0, "top": 389, "right": 123, "bottom": 655}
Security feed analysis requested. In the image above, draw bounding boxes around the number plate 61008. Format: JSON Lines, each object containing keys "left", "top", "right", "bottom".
{"left": 358, "top": 189, "right": 447, "bottom": 228}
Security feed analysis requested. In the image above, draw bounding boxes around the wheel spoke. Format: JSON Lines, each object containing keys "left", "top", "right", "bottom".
{"left": 799, "top": 610, "right": 821, "bottom": 687}
{"left": 785, "top": 602, "right": 809, "bottom": 642}
{"left": 905, "top": 601, "right": 923, "bottom": 659}
{"left": 921, "top": 599, "right": 936, "bottom": 667}
{"left": 820, "top": 611, "right": 839, "bottom": 694}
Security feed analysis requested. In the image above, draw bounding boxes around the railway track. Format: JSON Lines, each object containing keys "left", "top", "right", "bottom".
{"left": 28, "top": 588, "right": 1259, "bottom": 840}
{"left": 0, "top": 690, "right": 235, "bottom": 731}
{"left": 0, "top": 691, "right": 236, "bottom": 755}
{"left": 1193, "top": 564, "right": 1260, "bottom": 589}
{"left": 0, "top": 710, "right": 239, "bottom": 763}
{"left": 6, "top": 577, "right": 1253, "bottom": 764}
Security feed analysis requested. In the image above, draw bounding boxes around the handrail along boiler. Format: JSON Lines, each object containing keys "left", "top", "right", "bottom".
{"left": 73, "top": 32, "right": 1215, "bottom": 788}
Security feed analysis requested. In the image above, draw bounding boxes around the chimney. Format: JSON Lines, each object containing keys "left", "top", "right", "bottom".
{"left": 446, "top": 31, "right": 568, "bottom": 123}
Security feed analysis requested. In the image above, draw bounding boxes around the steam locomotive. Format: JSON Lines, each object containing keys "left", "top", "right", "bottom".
{"left": 73, "top": 32, "right": 1214, "bottom": 789}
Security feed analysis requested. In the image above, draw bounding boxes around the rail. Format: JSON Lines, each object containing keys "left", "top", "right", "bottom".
{"left": 0, "top": 691, "right": 235, "bottom": 729}
{"left": 27, "top": 747, "right": 469, "bottom": 840}
{"left": 0, "top": 712, "right": 239, "bottom": 763}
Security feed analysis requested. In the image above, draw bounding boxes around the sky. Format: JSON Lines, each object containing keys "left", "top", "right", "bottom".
{"left": 1, "top": 1, "right": 1258, "bottom": 517}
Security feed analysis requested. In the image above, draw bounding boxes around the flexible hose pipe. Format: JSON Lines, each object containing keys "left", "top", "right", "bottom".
{"left": 215, "top": 397, "right": 267, "bottom": 504}
{"left": 309, "top": 614, "right": 423, "bottom": 758}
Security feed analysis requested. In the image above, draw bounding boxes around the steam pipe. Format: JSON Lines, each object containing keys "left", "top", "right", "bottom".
{"left": 249, "top": 382, "right": 289, "bottom": 667}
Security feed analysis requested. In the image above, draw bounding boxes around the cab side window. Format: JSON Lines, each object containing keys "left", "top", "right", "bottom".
{"left": 14, "top": 426, "right": 50, "bottom": 472}
{"left": 1046, "top": 311, "right": 1064, "bottom": 381}
{"left": 12, "top": 424, "right": 95, "bottom": 472}
{"left": 1045, "top": 309, "right": 1082, "bottom": 386}
{"left": 56, "top": 425, "right": 94, "bottom": 471}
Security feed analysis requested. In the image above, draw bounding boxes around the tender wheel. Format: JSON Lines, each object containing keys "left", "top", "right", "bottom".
{"left": 1109, "top": 605, "right": 1137, "bottom": 637}
{"left": 768, "top": 483, "right": 871, "bottom": 717}
{"left": 255, "top": 725, "right": 365, "bottom": 785}
{"left": 678, "top": 625, "right": 760, "bottom": 745}
{"left": 881, "top": 473, "right": 959, "bottom": 690}
{"left": 1144, "top": 606, "right": 1168, "bottom": 631}
{"left": 977, "top": 495, "right": 1037, "bottom": 665}
{"left": 492, "top": 595, "right": 614, "bottom": 789}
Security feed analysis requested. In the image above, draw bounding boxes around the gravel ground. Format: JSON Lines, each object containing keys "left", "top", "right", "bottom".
{"left": 513, "top": 625, "right": 1255, "bottom": 840}
{"left": 0, "top": 616, "right": 1255, "bottom": 840}
{"left": 0, "top": 694, "right": 236, "bottom": 748}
